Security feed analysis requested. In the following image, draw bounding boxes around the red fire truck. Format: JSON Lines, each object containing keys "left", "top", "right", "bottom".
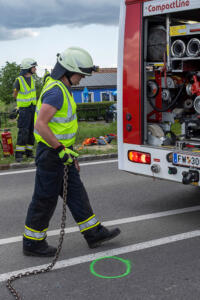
{"left": 118, "top": 0, "right": 200, "bottom": 185}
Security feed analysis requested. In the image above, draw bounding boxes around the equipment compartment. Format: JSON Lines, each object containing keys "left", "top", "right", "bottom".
{"left": 144, "top": 9, "right": 200, "bottom": 154}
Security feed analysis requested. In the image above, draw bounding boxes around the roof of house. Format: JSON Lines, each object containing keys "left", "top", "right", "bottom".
{"left": 98, "top": 68, "right": 117, "bottom": 73}
{"left": 73, "top": 72, "right": 117, "bottom": 89}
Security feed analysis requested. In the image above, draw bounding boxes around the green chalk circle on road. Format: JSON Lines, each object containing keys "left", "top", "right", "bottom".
{"left": 90, "top": 256, "right": 131, "bottom": 279}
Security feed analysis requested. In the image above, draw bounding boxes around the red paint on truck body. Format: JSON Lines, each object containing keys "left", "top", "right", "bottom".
{"left": 123, "top": 2, "right": 143, "bottom": 144}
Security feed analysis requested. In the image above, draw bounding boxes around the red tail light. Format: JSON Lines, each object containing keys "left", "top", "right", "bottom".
{"left": 128, "top": 150, "right": 151, "bottom": 164}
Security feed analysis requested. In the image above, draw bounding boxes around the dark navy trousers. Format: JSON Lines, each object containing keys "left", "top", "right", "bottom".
{"left": 16, "top": 105, "right": 35, "bottom": 149}
{"left": 25, "top": 142, "right": 94, "bottom": 231}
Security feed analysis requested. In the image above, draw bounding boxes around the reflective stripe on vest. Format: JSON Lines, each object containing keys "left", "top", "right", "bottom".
{"left": 35, "top": 108, "right": 77, "bottom": 123}
{"left": 24, "top": 226, "right": 47, "bottom": 241}
{"left": 54, "top": 133, "right": 76, "bottom": 139}
{"left": 16, "top": 76, "right": 36, "bottom": 107}
{"left": 78, "top": 215, "right": 100, "bottom": 232}
{"left": 51, "top": 114, "right": 77, "bottom": 123}
{"left": 18, "top": 91, "right": 36, "bottom": 95}
{"left": 17, "top": 97, "right": 37, "bottom": 103}
{"left": 34, "top": 128, "right": 76, "bottom": 140}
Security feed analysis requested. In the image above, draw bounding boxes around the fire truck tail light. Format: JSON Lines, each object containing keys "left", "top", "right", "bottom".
{"left": 128, "top": 151, "right": 151, "bottom": 164}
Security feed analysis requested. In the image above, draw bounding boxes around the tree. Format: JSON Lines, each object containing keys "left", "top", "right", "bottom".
{"left": 0, "top": 62, "right": 20, "bottom": 105}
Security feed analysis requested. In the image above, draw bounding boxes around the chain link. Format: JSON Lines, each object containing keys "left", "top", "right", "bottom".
{"left": 6, "top": 165, "right": 68, "bottom": 300}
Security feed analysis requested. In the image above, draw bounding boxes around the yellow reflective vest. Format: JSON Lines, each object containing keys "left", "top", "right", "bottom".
{"left": 16, "top": 76, "right": 37, "bottom": 107}
{"left": 34, "top": 77, "right": 78, "bottom": 148}
{"left": 42, "top": 70, "right": 50, "bottom": 84}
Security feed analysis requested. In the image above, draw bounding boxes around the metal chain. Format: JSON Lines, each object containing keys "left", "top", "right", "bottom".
{"left": 6, "top": 165, "right": 68, "bottom": 300}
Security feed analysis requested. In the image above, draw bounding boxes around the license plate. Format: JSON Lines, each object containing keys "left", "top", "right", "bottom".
{"left": 173, "top": 153, "right": 200, "bottom": 169}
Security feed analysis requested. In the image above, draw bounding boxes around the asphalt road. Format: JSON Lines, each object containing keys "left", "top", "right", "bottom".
{"left": 0, "top": 159, "right": 200, "bottom": 300}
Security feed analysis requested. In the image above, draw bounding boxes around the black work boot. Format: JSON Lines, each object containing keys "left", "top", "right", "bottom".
{"left": 15, "top": 152, "right": 24, "bottom": 163}
{"left": 25, "top": 150, "right": 35, "bottom": 159}
{"left": 23, "top": 237, "right": 57, "bottom": 257}
{"left": 84, "top": 224, "right": 121, "bottom": 249}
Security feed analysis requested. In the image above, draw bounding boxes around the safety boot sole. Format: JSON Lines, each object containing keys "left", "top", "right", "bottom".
{"left": 23, "top": 249, "right": 56, "bottom": 257}
{"left": 88, "top": 228, "right": 121, "bottom": 249}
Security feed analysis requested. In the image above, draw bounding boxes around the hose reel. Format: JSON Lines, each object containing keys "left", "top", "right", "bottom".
{"left": 186, "top": 38, "right": 200, "bottom": 57}
{"left": 171, "top": 39, "right": 186, "bottom": 58}
{"left": 171, "top": 38, "right": 200, "bottom": 58}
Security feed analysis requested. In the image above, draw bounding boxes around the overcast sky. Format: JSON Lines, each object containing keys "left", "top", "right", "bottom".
{"left": 0, "top": 0, "right": 121, "bottom": 76}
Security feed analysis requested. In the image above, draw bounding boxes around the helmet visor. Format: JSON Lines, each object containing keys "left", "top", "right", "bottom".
{"left": 31, "top": 62, "right": 37, "bottom": 67}
{"left": 79, "top": 65, "right": 99, "bottom": 75}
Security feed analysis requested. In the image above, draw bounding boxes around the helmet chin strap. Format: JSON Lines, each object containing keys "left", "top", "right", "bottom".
{"left": 28, "top": 68, "right": 34, "bottom": 75}
{"left": 64, "top": 74, "right": 73, "bottom": 86}
{"left": 68, "top": 76, "right": 73, "bottom": 86}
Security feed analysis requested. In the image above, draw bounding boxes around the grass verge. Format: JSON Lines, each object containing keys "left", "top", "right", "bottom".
{"left": 0, "top": 120, "right": 117, "bottom": 165}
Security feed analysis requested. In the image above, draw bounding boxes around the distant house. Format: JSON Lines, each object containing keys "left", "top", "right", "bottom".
{"left": 72, "top": 68, "right": 117, "bottom": 103}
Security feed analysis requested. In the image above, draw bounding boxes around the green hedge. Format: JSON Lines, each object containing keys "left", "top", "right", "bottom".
{"left": 0, "top": 112, "right": 9, "bottom": 129}
{"left": 77, "top": 101, "right": 115, "bottom": 121}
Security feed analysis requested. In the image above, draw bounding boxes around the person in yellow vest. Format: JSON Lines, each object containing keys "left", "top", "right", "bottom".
{"left": 23, "top": 47, "right": 120, "bottom": 257}
{"left": 42, "top": 69, "right": 50, "bottom": 85}
{"left": 13, "top": 58, "right": 37, "bottom": 162}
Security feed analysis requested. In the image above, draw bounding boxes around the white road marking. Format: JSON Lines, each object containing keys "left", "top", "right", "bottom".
{"left": 0, "top": 159, "right": 118, "bottom": 176}
{"left": 0, "top": 168, "right": 36, "bottom": 176}
{"left": 1, "top": 205, "right": 200, "bottom": 246}
{"left": 1, "top": 229, "right": 200, "bottom": 282}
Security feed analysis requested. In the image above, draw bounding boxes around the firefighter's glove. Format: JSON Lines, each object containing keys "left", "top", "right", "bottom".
{"left": 56, "top": 145, "right": 79, "bottom": 165}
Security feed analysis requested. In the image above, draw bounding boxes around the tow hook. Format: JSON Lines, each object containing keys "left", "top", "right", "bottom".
{"left": 151, "top": 164, "right": 160, "bottom": 173}
{"left": 182, "top": 170, "right": 199, "bottom": 185}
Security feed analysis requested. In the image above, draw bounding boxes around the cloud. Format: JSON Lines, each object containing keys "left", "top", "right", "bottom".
{"left": 0, "top": 26, "right": 39, "bottom": 40}
{"left": 0, "top": 0, "right": 120, "bottom": 40}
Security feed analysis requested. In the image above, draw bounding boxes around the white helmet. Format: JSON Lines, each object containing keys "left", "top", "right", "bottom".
{"left": 20, "top": 58, "right": 37, "bottom": 70}
{"left": 57, "top": 47, "right": 97, "bottom": 76}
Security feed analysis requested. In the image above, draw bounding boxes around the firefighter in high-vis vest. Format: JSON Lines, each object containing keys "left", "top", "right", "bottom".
{"left": 13, "top": 58, "right": 37, "bottom": 162}
{"left": 42, "top": 69, "right": 50, "bottom": 85}
{"left": 23, "top": 47, "right": 120, "bottom": 257}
